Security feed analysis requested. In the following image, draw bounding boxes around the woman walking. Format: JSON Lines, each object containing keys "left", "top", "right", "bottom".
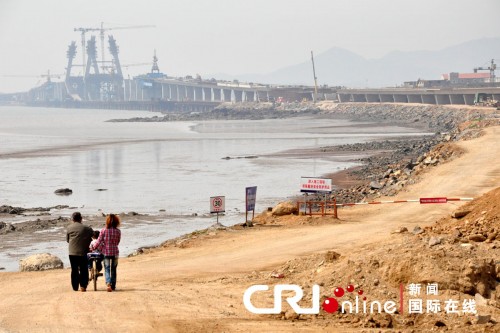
{"left": 91, "top": 214, "right": 121, "bottom": 292}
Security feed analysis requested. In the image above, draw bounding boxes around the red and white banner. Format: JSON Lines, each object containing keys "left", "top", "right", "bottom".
{"left": 300, "top": 177, "right": 332, "bottom": 193}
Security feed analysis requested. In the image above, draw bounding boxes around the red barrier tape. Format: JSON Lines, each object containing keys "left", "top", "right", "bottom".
{"left": 336, "top": 197, "right": 473, "bottom": 207}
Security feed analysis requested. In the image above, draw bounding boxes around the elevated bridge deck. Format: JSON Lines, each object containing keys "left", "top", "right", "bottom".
{"left": 336, "top": 87, "right": 500, "bottom": 105}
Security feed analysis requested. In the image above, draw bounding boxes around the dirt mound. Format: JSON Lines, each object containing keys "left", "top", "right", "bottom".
{"left": 242, "top": 189, "right": 500, "bottom": 331}
{"left": 430, "top": 187, "right": 500, "bottom": 243}
{"left": 253, "top": 210, "right": 338, "bottom": 226}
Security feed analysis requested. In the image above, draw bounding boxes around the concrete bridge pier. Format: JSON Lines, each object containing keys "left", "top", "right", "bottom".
{"left": 256, "top": 91, "right": 268, "bottom": 102}
{"left": 134, "top": 81, "right": 140, "bottom": 100}
{"left": 394, "top": 94, "right": 408, "bottom": 103}
{"left": 233, "top": 90, "right": 243, "bottom": 102}
{"left": 186, "top": 86, "right": 195, "bottom": 101}
{"left": 194, "top": 87, "right": 203, "bottom": 101}
{"left": 213, "top": 89, "right": 222, "bottom": 101}
{"left": 124, "top": 80, "right": 132, "bottom": 101}
{"left": 170, "top": 85, "right": 179, "bottom": 101}
{"left": 244, "top": 91, "right": 255, "bottom": 102}
{"left": 222, "top": 89, "right": 232, "bottom": 102}
{"left": 352, "top": 94, "right": 367, "bottom": 102}
{"left": 464, "top": 94, "right": 475, "bottom": 105}
{"left": 408, "top": 94, "right": 422, "bottom": 103}
{"left": 337, "top": 94, "right": 350, "bottom": 103}
{"left": 380, "top": 94, "right": 394, "bottom": 103}
{"left": 153, "top": 84, "right": 162, "bottom": 100}
{"left": 202, "top": 87, "right": 212, "bottom": 101}
{"left": 436, "top": 94, "right": 451, "bottom": 105}
{"left": 365, "top": 94, "right": 380, "bottom": 102}
{"left": 450, "top": 94, "right": 465, "bottom": 105}
{"left": 421, "top": 94, "right": 436, "bottom": 104}
{"left": 167, "top": 84, "right": 174, "bottom": 100}
{"left": 162, "top": 84, "right": 171, "bottom": 100}
{"left": 182, "top": 85, "right": 189, "bottom": 101}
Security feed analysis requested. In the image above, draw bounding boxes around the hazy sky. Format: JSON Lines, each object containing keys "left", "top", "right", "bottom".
{"left": 1, "top": 0, "right": 499, "bottom": 93}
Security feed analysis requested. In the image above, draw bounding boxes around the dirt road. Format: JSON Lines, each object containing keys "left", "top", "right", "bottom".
{"left": 0, "top": 126, "right": 499, "bottom": 333}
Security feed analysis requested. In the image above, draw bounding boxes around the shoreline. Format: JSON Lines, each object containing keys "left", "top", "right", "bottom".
{"left": 0, "top": 112, "right": 499, "bottom": 331}
{"left": 1, "top": 104, "right": 498, "bottom": 272}
{"left": 130, "top": 120, "right": 492, "bottom": 255}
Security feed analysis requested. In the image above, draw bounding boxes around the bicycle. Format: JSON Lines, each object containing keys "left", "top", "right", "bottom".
{"left": 88, "top": 253, "right": 103, "bottom": 291}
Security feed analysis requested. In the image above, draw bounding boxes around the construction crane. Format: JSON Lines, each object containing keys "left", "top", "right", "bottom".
{"left": 3, "top": 70, "right": 63, "bottom": 84}
{"left": 474, "top": 59, "right": 497, "bottom": 82}
{"left": 73, "top": 27, "right": 94, "bottom": 74}
{"left": 40, "top": 70, "right": 63, "bottom": 83}
{"left": 120, "top": 62, "right": 151, "bottom": 72}
{"left": 73, "top": 23, "right": 155, "bottom": 72}
{"left": 311, "top": 50, "right": 319, "bottom": 102}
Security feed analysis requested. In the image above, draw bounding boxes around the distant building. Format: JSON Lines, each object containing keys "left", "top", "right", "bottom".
{"left": 404, "top": 71, "right": 498, "bottom": 89}
{"left": 403, "top": 79, "right": 449, "bottom": 89}
{"left": 441, "top": 72, "right": 491, "bottom": 85}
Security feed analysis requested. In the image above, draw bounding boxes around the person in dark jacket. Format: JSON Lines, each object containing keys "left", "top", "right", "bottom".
{"left": 66, "top": 212, "right": 93, "bottom": 292}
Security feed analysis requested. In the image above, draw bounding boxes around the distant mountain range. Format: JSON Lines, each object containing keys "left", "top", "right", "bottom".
{"left": 214, "top": 37, "right": 500, "bottom": 88}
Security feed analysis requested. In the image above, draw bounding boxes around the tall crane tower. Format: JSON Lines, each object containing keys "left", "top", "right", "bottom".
{"left": 311, "top": 50, "right": 319, "bottom": 102}
{"left": 73, "top": 23, "right": 155, "bottom": 72}
{"left": 474, "top": 59, "right": 497, "bottom": 82}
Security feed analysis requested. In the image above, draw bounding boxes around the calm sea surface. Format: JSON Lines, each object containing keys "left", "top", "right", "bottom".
{"left": 0, "top": 106, "right": 429, "bottom": 271}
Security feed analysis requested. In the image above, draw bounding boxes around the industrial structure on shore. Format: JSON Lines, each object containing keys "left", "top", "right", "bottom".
{"left": 13, "top": 27, "right": 329, "bottom": 111}
{"left": 1, "top": 26, "right": 499, "bottom": 110}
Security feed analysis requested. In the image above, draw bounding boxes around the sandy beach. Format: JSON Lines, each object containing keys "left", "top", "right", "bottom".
{"left": 0, "top": 106, "right": 499, "bottom": 332}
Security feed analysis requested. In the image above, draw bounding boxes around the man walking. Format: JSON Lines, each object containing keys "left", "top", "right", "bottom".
{"left": 66, "top": 212, "right": 93, "bottom": 292}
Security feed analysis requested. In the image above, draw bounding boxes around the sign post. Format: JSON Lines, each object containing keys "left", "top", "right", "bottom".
{"left": 245, "top": 186, "right": 257, "bottom": 226}
{"left": 210, "top": 196, "right": 225, "bottom": 224}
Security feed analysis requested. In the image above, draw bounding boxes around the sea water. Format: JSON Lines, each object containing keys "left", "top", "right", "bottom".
{"left": 0, "top": 106, "right": 429, "bottom": 271}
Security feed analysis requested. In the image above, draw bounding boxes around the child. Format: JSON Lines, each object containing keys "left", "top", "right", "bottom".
{"left": 87, "top": 230, "right": 104, "bottom": 273}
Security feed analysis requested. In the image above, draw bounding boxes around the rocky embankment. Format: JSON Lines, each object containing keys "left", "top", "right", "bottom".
{"left": 0, "top": 208, "right": 148, "bottom": 236}
{"left": 0, "top": 204, "right": 69, "bottom": 215}
{"left": 0, "top": 205, "right": 71, "bottom": 235}
{"left": 108, "top": 102, "right": 499, "bottom": 208}
{"left": 312, "top": 104, "right": 499, "bottom": 205}
{"left": 318, "top": 102, "right": 495, "bottom": 131}
{"left": 224, "top": 101, "right": 497, "bottom": 131}
{"left": 108, "top": 101, "right": 498, "bottom": 131}
{"left": 108, "top": 102, "right": 319, "bottom": 122}
{"left": 0, "top": 216, "right": 70, "bottom": 235}
{"left": 326, "top": 135, "right": 465, "bottom": 204}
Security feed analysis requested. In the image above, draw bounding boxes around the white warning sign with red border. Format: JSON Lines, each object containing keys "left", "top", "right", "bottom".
{"left": 210, "top": 196, "right": 225, "bottom": 213}
{"left": 300, "top": 177, "right": 332, "bottom": 193}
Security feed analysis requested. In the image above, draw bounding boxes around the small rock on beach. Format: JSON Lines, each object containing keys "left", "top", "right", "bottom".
{"left": 54, "top": 188, "right": 72, "bottom": 196}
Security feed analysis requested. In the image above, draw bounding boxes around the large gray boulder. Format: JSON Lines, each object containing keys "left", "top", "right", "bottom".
{"left": 19, "top": 253, "right": 64, "bottom": 272}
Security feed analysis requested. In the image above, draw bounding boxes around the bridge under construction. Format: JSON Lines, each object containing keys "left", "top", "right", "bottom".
{"left": 7, "top": 24, "right": 500, "bottom": 111}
